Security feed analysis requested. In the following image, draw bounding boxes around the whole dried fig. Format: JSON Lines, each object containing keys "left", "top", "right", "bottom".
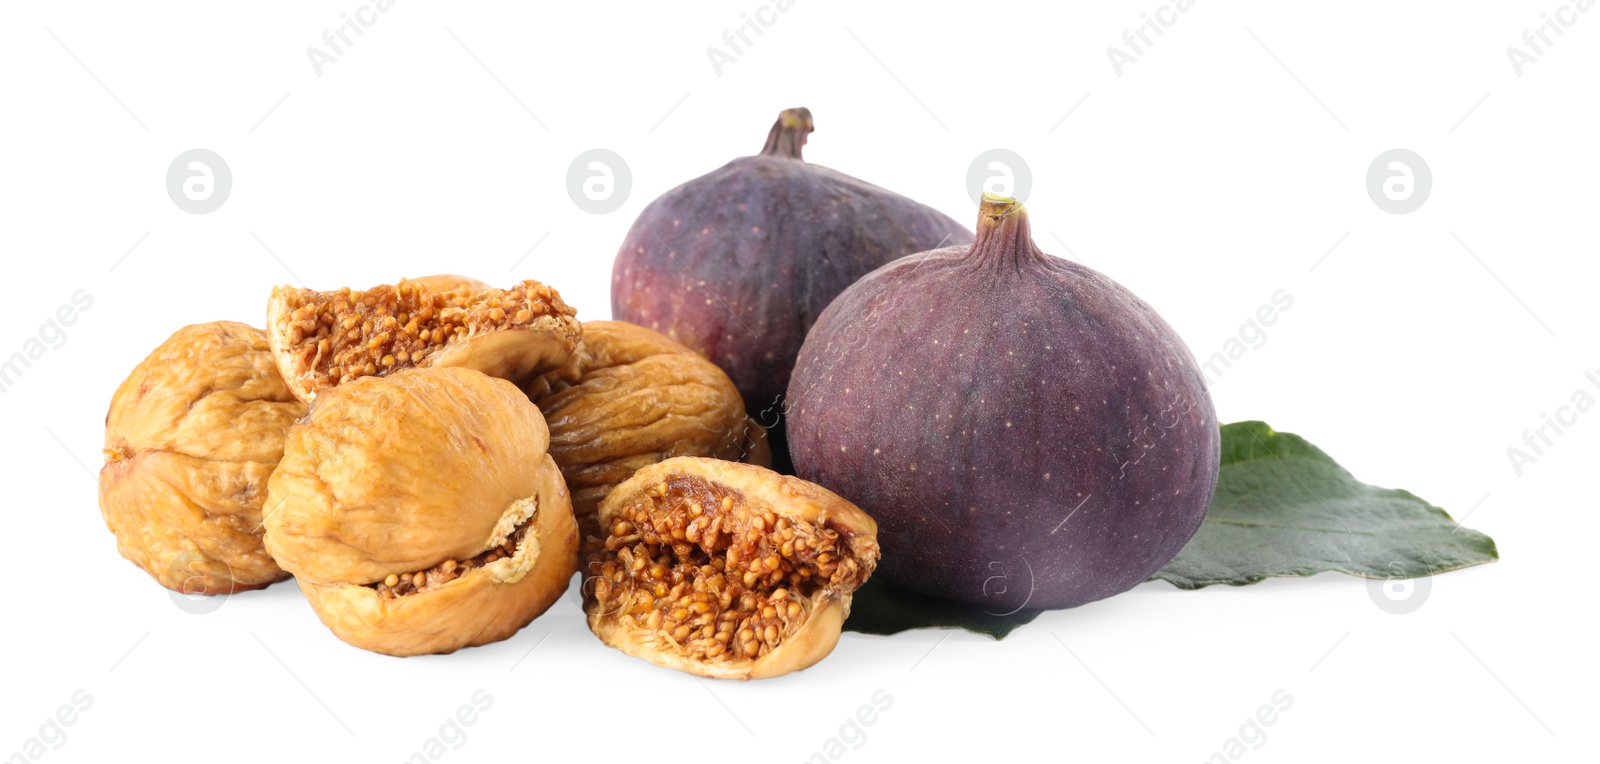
{"left": 584, "top": 457, "right": 878, "bottom": 679}
{"left": 789, "top": 193, "right": 1220, "bottom": 611}
{"left": 263, "top": 366, "right": 578, "bottom": 656}
{"left": 99, "top": 321, "right": 306, "bottom": 594}
{"left": 611, "top": 107, "right": 973, "bottom": 415}
{"left": 521, "top": 320, "right": 768, "bottom": 527}
{"left": 267, "top": 276, "right": 581, "bottom": 403}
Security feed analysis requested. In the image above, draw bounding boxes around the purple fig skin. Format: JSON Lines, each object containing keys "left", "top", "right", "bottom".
{"left": 786, "top": 193, "right": 1219, "bottom": 611}
{"left": 611, "top": 108, "right": 974, "bottom": 417}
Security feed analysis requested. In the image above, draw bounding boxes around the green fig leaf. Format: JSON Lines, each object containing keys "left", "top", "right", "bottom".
{"left": 843, "top": 420, "right": 1498, "bottom": 637}
{"left": 1151, "top": 421, "right": 1499, "bottom": 588}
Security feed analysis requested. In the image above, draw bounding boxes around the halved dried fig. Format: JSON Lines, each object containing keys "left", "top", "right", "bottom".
{"left": 263, "top": 366, "right": 578, "bottom": 656}
{"left": 522, "top": 320, "right": 768, "bottom": 528}
{"left": 267, "top": 276, "right": 580, "bottom": 403}
{"left": 584, "top": 457, "right": 878, "bottom": 679}
{"left": 409, "top": 273, "right": 492, "bottom": 294}
{"left": 99, "top": 322, "right": 306, "bottom": 594}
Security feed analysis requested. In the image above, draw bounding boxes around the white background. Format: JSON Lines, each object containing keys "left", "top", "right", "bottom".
{"left": 2, "top": 1, "right": 1595, "bottom": 761}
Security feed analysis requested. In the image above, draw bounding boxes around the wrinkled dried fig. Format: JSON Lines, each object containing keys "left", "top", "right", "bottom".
{"left": 584, "top": 457, "right": 878, "bottom": 679}
{"left": 267, "top": 276, "right": 580, "bottom": 403}
{"left": 263, "top": 366, "right": 578, "bottom": 656}
{"left": 521, "top": 320, "right": 768, "bottom": 527}
{"left": 99, "top": 321, "right": 306, "bottom": 594}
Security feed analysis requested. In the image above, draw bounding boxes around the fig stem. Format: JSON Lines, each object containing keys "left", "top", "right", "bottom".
{"left": 760, "top": 107, "right": 813, "bottom": 160}
{"left": 970, "top": 193, "right": 1047, "bottom": 268}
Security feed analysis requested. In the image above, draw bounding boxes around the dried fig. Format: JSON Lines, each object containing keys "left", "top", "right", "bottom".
{"left": 521, "top": 320, "right": 768, "bottom": 527}
{"left": 267, "top": 276, "right": 580, "bottom": 403}
{"left": 409, "top": 273, "right": 492, "bottom": 294}
{"left": 99, "top": 321, "right": 306, "bottom": 594}
{"left": 263, "top": 366, "right": 578, "bottom": 656}
{"left": 584, "top": 457, "right": 878, "bottom": 679}
{"left": 611, "top": 107, "right": 973, "bottom": 415}
{"left": 788, "top": 193, "right": 1220, "bottom": 611}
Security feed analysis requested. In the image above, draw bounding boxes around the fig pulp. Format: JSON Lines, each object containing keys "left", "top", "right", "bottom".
{"left": 267, "top": 276, "right": 580, "bottom": 403}
{"left": 787, "top": 194, "right": 1219, "bottom": 611}
{"left": 611, "top": 107, "right": 973, "bottom": 421}
{"left": 583, "top": 457, "right": 878, "bottom": 679}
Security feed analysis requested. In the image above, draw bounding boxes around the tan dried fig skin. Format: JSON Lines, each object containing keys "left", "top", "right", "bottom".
{"left": 585, "top": 457, "right": 878, "bottom": 680}
{"left": 266, "top": 365, "right": 555, "bottom": 582}
{"left": 522, "top": 321, "right": 768, "bottom": 523}
{"left": 99, "top": 322, "right": 306, "bottom": 594}
{"left": 267, "top": 276, "right": 580, "bottom": 404}
{"left": 264, "top": 366, "right": 578, "bottom": 656}
{"left": 408, "top": 274, "right": 492, "bottom": 295}
{"left": 298, "top": 455, "right": 578, "bottom": 657}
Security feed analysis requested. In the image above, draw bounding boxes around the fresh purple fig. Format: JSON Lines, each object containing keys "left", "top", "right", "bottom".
{"left": 786, "top": 193, "right": 1220, "bottom": 611}
{"left": 611, "top": 107, "right": 973, "bottom": 419}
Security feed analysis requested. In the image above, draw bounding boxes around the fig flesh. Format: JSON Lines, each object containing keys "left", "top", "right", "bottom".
{"left": 787, "top": 194, "right": 1220, "bottom": 611}
{"left": 611, "top": 107, "right": 973, "bottom": 416}
{"left": 267, "top": 276, "right": 580, "bottom": 403}
{"left": 583, "top": 457, "right": 878, "bottom": 679}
